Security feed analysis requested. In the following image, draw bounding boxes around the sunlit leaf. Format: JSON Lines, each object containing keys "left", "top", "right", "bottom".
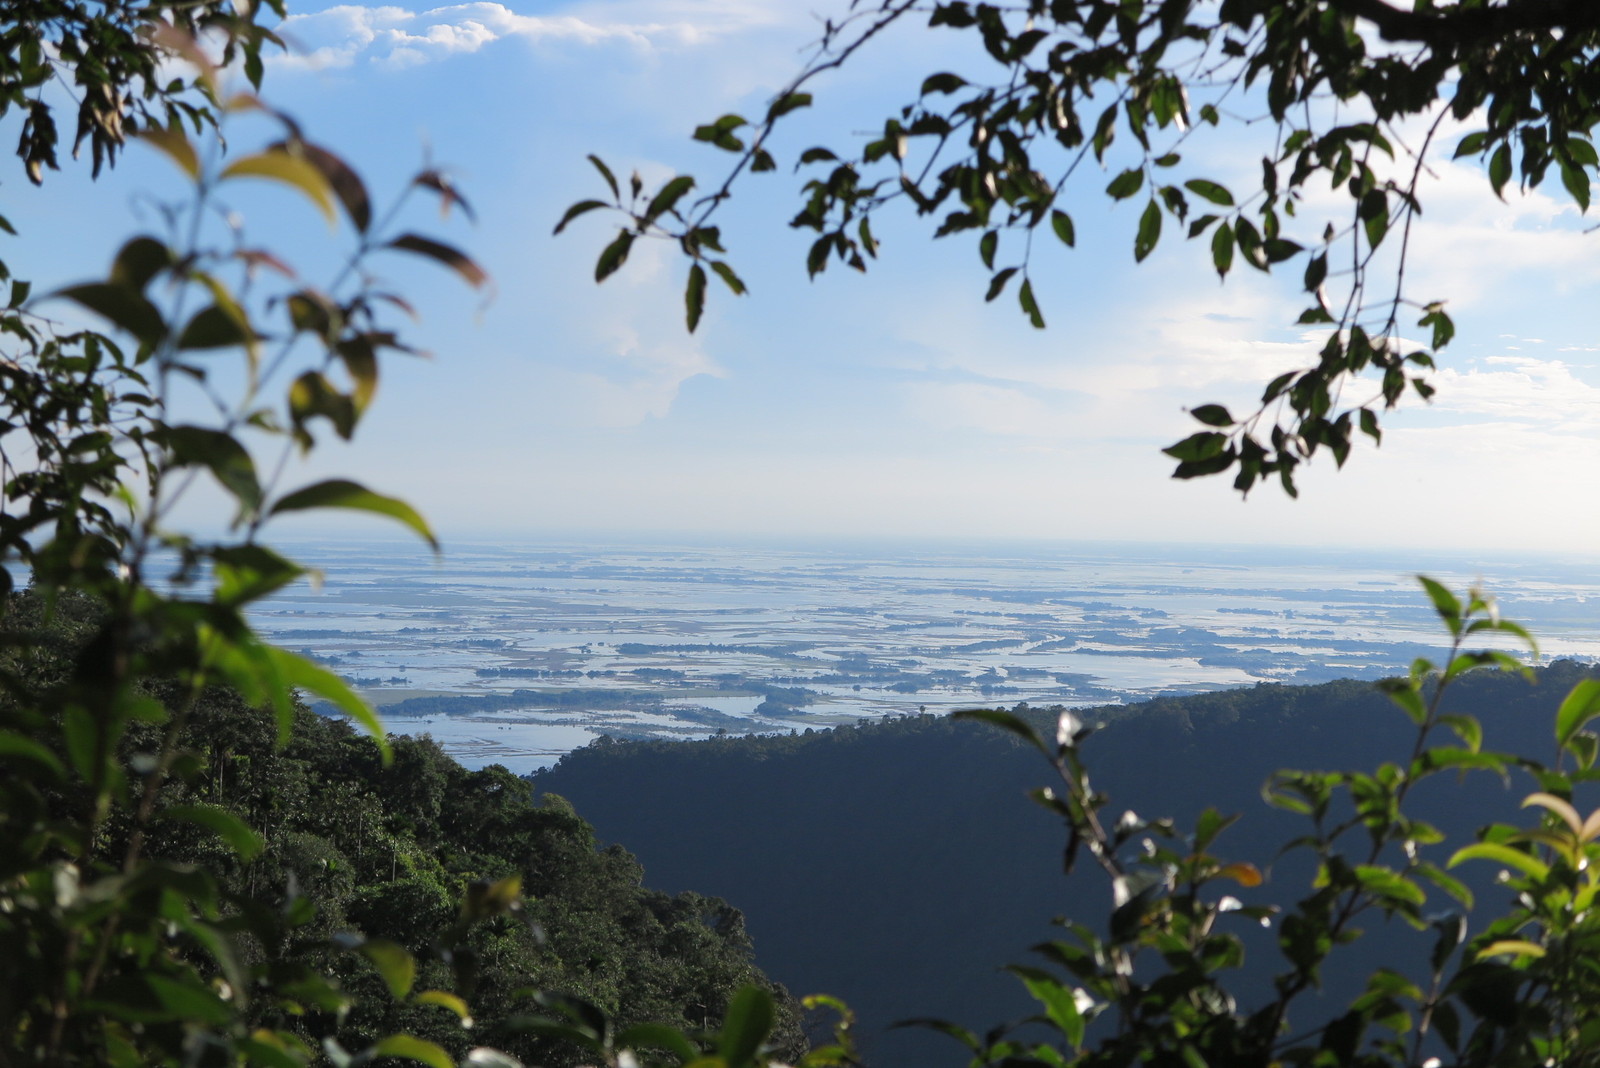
{"left": 221, "top": 149, "right": 337, "bottom": 225}
{"left": 269, "top": 478, "right": 437, "bottom": 550}
{"left": 136, "top": 124, "right": 200, "bottom": 180}
{"left": 718, "top": 986, "right": 775, "bottom": 1068}
{"left": 158, "top": 804, "right": 264, "bottom": 861}
{"left": 356, "top": 939, "right": 416, "bottom": 999}
{"left": 369, "top": 1035, "right": 453, "bottom": 1068}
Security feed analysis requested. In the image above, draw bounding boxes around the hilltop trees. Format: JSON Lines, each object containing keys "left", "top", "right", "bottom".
{"left": 571, "top": 0, "right": 1600, "bottom": 496}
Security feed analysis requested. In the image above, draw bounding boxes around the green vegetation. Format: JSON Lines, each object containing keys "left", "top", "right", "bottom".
{"left": 570, "top": 0, "right": 1600, "bottom": 495}
{"left": 538, "top": 620, "right": 1600, "bottom": 1066}
{"left": 5, "top": 593, "right": 803, "bottom": 1064}
{"left": 9, "top": 2, "right": 1600, "bottom": 1068}
{"left": 0, "top": 6, "right": 811, "bottom": 1067}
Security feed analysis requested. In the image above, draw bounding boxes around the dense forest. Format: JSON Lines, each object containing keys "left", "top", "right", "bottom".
{"left": 0, "top": 592, "right": 804, "bottom": 1065}
{"left": 532, "top": 660, "right": 1600, "bottom": 1064}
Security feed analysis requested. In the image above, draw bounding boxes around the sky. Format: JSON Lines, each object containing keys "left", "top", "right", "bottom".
{"left": 13, "top": 0, "right": 1600, "bottom": 554}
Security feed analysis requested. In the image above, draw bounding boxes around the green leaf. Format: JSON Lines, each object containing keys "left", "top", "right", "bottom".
{"left": 718, "top": 986, "right": 774, "bottom": 1068}
{"left": 388, "top": 234, "right": 489, "bottom": 289}
{"left": 261, "top": 645, "right": 388, "bottom": 759}
{"left": 1189, "top": 404, "right": 1232, "bottom": 427}
{"left": 1210, "top": 220, "right": 1233, "bottom": 278}
{"left": 136, "top": 125, "right": 200, "bottom": 180}
{"left": 289, "top": 371, "right": 356, "bottom": 445}
{"left": 985, "top": 267, "right": 1019, "bottom": 302}
{"left": 1106, "top": 168, "right": 1143, "bottom": 199}
{"left": 644, "top": 175, "right": 695, "bottom": 223}
{"left": 159, "top": 804, "right": 265, "bottom": 861}
{"left": 617, "top": 1023, "right": 697, "bottom": 1062}
{"left": 588, "top": 154, "right": 620, "bottom": 198}
{"left": 1566, "top": 137, "right": 1600, "bottom": 168}
{"left": 177, "top": 304, "right": 255, "bottom": 350}
{"left": 1385, "top": 682, "right": 1426, "bottom": 725}
{"left": 1050, "top": 210, "right": 1075, "bottom": 246}
{"left": 694, "top": 114, "right": 746, "bottom": 147}
{"left": 595, "top": 231, "right": 634, "bottom": 282}
{"left": 54, "top": 283, "right": 166, "bottom": 347}
{"left": 1568, "top": 731, "right": 1600, "bottom": 770}
{"left": 357, "top": 939, "right": 416, "bottom": 999}
{"left": 920, "top": 72, "right": 967, "bottom": 95}
{"left": 1133, "top": 199, "right": 1161, "bottom": 262}
{"left": 1417, "top": 576, "right": 1462, "bottom": 634}
{"left": 767, "top": 91, "right": 813, "bottom": 120}
{"left": 1418, "top": 306, "right": 1455, "bottom": 349}
{"left": 685, "top": 263, "right": 707, "bottom": 332}
{"left": 553, "top": 199, "right": 608, "bottom": 235}
{"left": 1477, "top": 940, "right": 1546, "bottom": 960}
{"left": 1008, "top": 965, "right": 1086, "bottom": 1046}
{"left": 1183, "top": 178, "right": 1233, "bottom": 206}
{"left": 162, "top": 425, "right": 261, "bottom": 515}
{"left": 1361, "top": 189, "right": 1389, "bottom": 247}
{"left": 0, "top": 730, "right": 66, "bottom": 777}
{"left": 220, "top": 149, "right": 336, "bottom": 225}
{"left": 146, "top": 974, "right": 232, "bottom": 1027}
{"left": 1560, "top": 158, "right": 1591, "bottom": 212}
{"left": 113, "top": 236, "right": 176, "bottom": 291}
{"left": 416, "top": 990, "right": 473, "bottom": 1023}
{"left": 1489, "top": 143, "right": 1512, "bottom": 197}
{"left": 1163, "top": 431, "right": 1227, "bottom": 462}
{"left": 1454, "top": 131, "right": 1489, "bottom": 158}
{"left": 1234, "top": 216, "right": 1266, "bottom": 270}
{"left": 1018, "top": 277, "right": 1044, "bottom": 328}
{"left": 710, "top": 260, "right": 747, "bottom": 295}
{"left": 239, "top": 1034, "right": 306, "bottom": 1068}
{"left": 296, "top": 141, "right": 371, "bottom": 232}
{"left": 952, "top": 708, "right": 1048, "bottom": 755}
{"left": 269, "top": 478, "right": 438, "bottom": 550}
{"left": 462, "top": 874, "right": 522, "bottom": 920}
{"left": 1447, "top": 842, "right": 1549, "bottom": 881}
{"left": 369, "top": 1035, "right": 454, "bottom": 1068}
{"left": 1303, "top": 252, "right": 1327, "bottom": 292}
{"left": 1557, "top": 679, "right": 1600, "bottom": 753}
{"left": 979, "top": 230, "right": 997, "bottom": 268}
{"left": 212, "top": 545, "right": 305, "bottom": 608}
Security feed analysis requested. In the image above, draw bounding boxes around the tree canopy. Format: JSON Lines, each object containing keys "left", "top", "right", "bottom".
{"left": 570, "top": 0, "right": 1600, "bottom": 496}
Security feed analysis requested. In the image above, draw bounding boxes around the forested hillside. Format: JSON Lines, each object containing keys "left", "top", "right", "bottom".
{"left": 532, "top": 661, "right": 1600, "bottom": 1064}
{"left": 1, "top": 592, "right": 803, "bottom": 1066}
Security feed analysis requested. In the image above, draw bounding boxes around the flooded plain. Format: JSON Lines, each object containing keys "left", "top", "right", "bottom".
{"left": 251, "top": 538, "right": 1600, "bottom": 773}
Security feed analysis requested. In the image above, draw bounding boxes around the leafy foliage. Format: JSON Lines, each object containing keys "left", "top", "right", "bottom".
{"left": 890, "top": 582, "right": 1600, "bottom": 1067}
{"left": 0, "top": 10, "right": 816, "bottom": 1068}
{"left": 569, "top": 0, "right": 1600, "bottom": 495}
{"left": 0, "top": 601, "right": 805, "bottom": 1066}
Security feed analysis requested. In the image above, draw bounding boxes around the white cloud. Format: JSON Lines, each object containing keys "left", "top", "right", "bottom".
{"left": 559, "top": 240, "right": 724, "bottom": 427}
{"left": 571, "top": 331, "right": 722, "bottom": 427}
{"left": 903, "top": 381, "right": 1083, "bottom": 443}
{"left": 1430, "top": 357, "right": 1600, "bottom": 429}
{"left": 276, "top": 0, "right": 796, "bottom": 70}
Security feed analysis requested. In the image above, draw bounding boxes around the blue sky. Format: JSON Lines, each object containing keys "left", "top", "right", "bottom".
{"left": 17, "top": 0, "right": 1600, "bottom": 554}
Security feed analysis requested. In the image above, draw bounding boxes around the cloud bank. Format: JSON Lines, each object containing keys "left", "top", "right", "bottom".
{"left": 276, "top": 0, "right": 791, "bottom": 69}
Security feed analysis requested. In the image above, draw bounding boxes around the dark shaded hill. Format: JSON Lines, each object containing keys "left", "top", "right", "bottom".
{"left": 531, "top": 661, "right": 1600, "bottom": 1065}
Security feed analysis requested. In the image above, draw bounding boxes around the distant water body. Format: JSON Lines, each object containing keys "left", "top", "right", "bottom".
{"left": 247, "top": 538, "right": 1600, "bottom": 774}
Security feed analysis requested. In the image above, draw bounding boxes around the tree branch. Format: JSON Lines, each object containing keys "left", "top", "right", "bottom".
{"left": 1335, "top": 0, "right": 1600, "bottom": 47}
